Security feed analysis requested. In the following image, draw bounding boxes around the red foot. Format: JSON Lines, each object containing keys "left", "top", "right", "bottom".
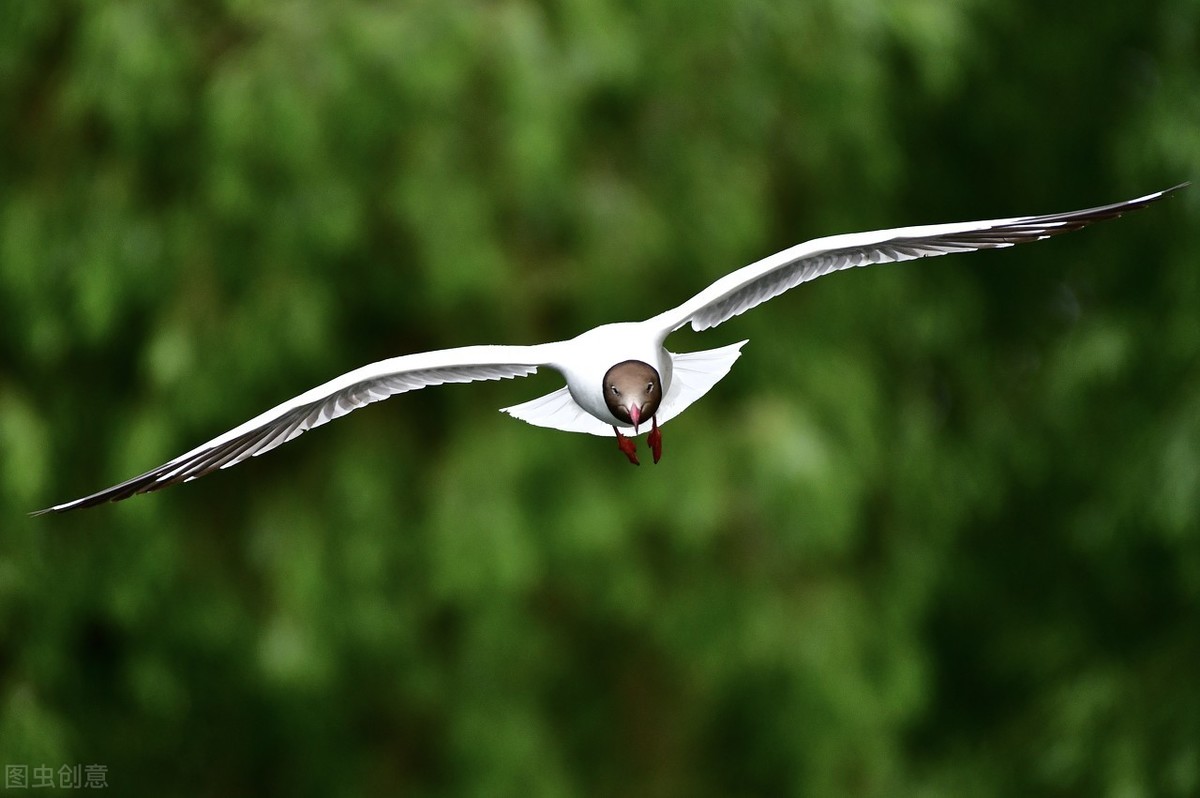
{"left": 647, "top": 417, "right": 662, "bottom": 464}
{"left": 614, "top": 427, "right": 640, "bottom": 465}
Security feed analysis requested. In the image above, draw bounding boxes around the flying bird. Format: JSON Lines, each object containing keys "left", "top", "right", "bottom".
{"left": 34, "top": 184, "right": 1185, "bottom": 514}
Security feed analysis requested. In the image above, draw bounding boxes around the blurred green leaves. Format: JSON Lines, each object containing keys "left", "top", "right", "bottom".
{"left": 2, "top": 0, "right": 1199, "bottom": 796}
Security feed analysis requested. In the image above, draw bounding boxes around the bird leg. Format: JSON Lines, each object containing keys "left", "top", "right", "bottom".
{"left": 613, "top": 426, "right": 640, "bottom": 465}
{"left": 647, "top": 416, "right": 662, "bottom": 464}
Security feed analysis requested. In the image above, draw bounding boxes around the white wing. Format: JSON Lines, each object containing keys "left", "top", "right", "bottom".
{"left": 649, "top": 185, "right": 1185, "bottom": 334}
{"left": 500, "top": 385, "right": 611, "bottom": 436}
{"left": 35, "top": 344, "right": 555, "bottom": 513}
{"left": 655, "top": 341, "right": 748, "bottom": 427}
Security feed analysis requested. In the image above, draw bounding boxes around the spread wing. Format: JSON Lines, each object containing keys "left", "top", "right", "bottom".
{"left": 650, "top": 185, "right": 1186, "bottom": 334}
{"left": 34, "top": 344, "right": 554, "bottom": 514}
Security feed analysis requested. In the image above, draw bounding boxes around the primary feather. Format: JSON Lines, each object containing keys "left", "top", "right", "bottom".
{"left": 650, "top": 185, "right": 1185, "bottom": 333}
{"left": 33, "top": 345, "right": 549, "bottom": 513}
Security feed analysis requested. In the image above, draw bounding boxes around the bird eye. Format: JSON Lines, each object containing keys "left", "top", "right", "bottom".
{"left": 610, "top": 385, "right": 619, "bottom": 396}
{"left": 646, "top": 382, "right": 654, "bottom": 392}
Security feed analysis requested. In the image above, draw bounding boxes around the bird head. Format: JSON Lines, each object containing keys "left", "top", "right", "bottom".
{"left": 602, "top": 360, "right": 662, "bottom": 434}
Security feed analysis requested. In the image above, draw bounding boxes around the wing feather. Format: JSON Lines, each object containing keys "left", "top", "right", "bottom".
{"left": 651, "top": 185, "right": 1185, "bottom": 334}
{"left": 34, "top": 344, "right": 554, "bottom": 513}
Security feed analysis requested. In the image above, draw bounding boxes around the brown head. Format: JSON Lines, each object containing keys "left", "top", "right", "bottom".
{"left": 603, "top": 360, "right": 662, "bottom": 433}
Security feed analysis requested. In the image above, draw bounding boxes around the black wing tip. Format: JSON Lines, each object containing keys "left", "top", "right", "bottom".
{"left": 30, "top": 492, "right": 125, "bottom": 516}
{"left": 26, "top": 409, "right": 309, "bottom": 517}
{"left": 1081, "top": 182, "right": 1188, "bottom": 215}
{"left": 1012, "top": 181, "right": 1189, "bottom": 232}
{"left": 29, "top": 500, "right": 77, "bottom": 517}
{"left": 1117, "top": 182, "right": 1188, "bottom": 213}
{"left": 1134, "top": 182, "right": 1188, "bottom": 205}
{"left": 28, "top": 507, "right": 77, "bottom": 517}
{"left": 29, "top": 468, "right": 184, "bottom": 517}
{"left": 29, "top": 498, "right": 100, "bottom": 516}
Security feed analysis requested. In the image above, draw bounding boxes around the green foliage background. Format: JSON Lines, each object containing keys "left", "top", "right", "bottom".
{"left": 3, "top": 1, "right": 1199, "bottom": 795}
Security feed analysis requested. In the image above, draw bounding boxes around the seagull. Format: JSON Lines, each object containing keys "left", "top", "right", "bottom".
{"left": 34, "top": 184, "right": 1185, "bottom": 514}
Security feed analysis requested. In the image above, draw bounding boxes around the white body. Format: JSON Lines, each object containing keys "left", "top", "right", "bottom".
{"left": 504, "top": 323, "right": 744, "bottom": 436}
{"left": 554, "top": 323, "right": 673, "bottom": 427}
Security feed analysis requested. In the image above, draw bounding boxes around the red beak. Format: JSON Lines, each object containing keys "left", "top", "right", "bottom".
{"left": 628, "top": 404, "right": 642, "bottom": 434}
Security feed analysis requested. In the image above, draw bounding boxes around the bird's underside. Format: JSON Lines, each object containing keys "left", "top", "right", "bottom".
{"left": 33, "top": 183, "right": 1186, "bottom": 514}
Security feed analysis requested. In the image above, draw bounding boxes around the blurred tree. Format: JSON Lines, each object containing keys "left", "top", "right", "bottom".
{"left": 1, "top": 0, "right": 1197, "bottom": 796}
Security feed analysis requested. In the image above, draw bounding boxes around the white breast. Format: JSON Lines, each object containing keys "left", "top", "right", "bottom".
{"left": 502, "top": 337, "right": 747, "bottom": 436}
{"left": 550, "top": 322, "right": 672, "bottom": 426}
